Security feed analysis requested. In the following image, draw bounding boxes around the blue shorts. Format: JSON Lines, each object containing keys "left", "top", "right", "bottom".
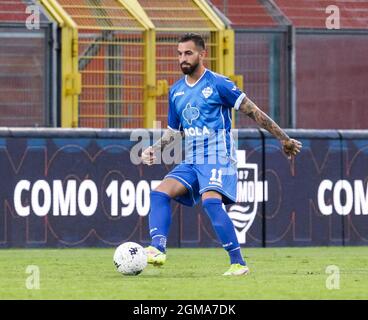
{"left": 165, "top": 159, "right": 237, "bottom": 206}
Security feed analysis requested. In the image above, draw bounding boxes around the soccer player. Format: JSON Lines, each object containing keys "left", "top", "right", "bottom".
{"left": 142, "top": 33, "right": 302, "bottom": 276}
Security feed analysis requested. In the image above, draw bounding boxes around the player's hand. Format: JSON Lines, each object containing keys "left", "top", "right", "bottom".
{"left": 281, "top": 138, "right": 302, "bottom": 160}
{"left": 141, "top": 146, "right": 156, "bottom": 166}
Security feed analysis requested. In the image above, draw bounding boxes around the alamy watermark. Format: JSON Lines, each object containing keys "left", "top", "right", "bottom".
{"left": 129, "top": 121, "right": 239, "bottom": 170}
{"left": 325, "top": 265, "right": 340, "bottom": 290}
{"left": 326, "top": 5, "right": 340, "bottom": 30}
{"left": 25, "top": 5, "right": 40, "bottom": 30}
{"left": 25, "top": 265, "right": 40, "bottom": 290}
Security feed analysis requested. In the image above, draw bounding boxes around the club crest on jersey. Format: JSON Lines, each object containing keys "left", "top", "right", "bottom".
{"left": 182, "top": 103, "right": 200, "bottom": 125}
{"left": 202, "top": 86, "right": 213, "bottom": 99}
{"left": 227, "top": 150, "right": 268, "bottom": 244}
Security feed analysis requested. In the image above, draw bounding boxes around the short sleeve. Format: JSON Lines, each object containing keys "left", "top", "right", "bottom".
{"left": 216, "top": 77, "right": 246, "bottom": 110}
{"left": 167, "top": 91, "right": 181, "bottom": 131}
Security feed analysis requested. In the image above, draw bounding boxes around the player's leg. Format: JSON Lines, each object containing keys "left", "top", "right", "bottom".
{"left": 201, "top": 191, "right": 249, "bottom": 275}
{"left": 196, "top": 160, "right": 249, "bottom": 275}
{"left": 147, "top": 163, "right": 199, "bottom": 266}
{"left": 148, "top": 177, "right": 187, "bottom": 256}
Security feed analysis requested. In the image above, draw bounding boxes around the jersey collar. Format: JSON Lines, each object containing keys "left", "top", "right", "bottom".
{"left": 185, "top": 69, "right": 207, "bottom": 88}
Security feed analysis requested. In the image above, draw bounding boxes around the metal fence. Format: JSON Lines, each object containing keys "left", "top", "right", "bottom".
{"left": 38, "top": 0, "right": 233, "bottom": 128}
{"left": 47, "top": 0, "right": 148, "bottom": 128}
{"left": 0, "top": 22, "right": 55, "bottom": 126}
{"left": 234, "top": 28, "right": 291, "bottom": 129}
{"left": 226, "top": 27, "right": 368, "bottom": 130}
{"left": 138, "top": 0, "right": 222, "bottom": 127}
{"left": 295, "top": 30, "right": 368, "bottom": 129}
{"left": 209, "top": 0, "right": 294, "bottom": 128}
{"left": 211, "top": 0, "right": 368, "bottom": 130}
{"left": 3, "top": 1, "right": 366, "bottom": 130}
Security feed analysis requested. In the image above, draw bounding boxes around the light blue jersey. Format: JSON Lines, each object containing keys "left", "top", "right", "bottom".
{"left": 165, "top": 69, "right": 246, "bottom": 206}
{"left": 168, "top": 69, "right": 246, "bottom": 164}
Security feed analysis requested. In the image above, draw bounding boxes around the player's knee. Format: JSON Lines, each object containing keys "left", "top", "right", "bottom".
{"left": 201, "top": 191, "right": 222, "bottom": 202}
{"left": 153, "top": 185, "right": 174, "bottom": 200}
{"left": 150, "top": 190, "right": 171, "bottom": 204}
{"left": 154, "top": 178, "right": 186, "bottom": 198}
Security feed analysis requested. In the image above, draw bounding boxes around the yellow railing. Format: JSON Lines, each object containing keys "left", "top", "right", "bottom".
{"left": 39, "top": 0, "right": 239, "bottom": 128}
{"left": 39, "top": 0, "right": 80, "bottom": 127}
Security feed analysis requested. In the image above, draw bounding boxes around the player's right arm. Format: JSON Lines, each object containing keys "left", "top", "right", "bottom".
{"left": 142, "top": 88, "right": 183, "bottom": 166}
{"left": 141, "top": 128, "right": 182, "bottom": 166}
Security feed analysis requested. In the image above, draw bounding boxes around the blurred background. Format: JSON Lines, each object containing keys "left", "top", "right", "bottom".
{"left": 1, "top": 0, "right": 367, "bottom": 130}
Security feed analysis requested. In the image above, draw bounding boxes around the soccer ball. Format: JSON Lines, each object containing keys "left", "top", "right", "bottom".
{"left": 113, "top": 242, "right": 147, "bottom": 275}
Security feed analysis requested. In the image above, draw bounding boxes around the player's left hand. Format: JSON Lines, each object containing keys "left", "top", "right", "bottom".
{"left": 281, "top": 138, "right": 302, "bottom": 160}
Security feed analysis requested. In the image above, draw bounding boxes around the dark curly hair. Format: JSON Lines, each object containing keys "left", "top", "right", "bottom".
{"left": 178, "top": 33, "right": 205, "bottom": 50}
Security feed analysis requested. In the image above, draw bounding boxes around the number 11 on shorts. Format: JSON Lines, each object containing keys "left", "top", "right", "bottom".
{"left": 210, "top": 169, "right": 223, "bottom": 185}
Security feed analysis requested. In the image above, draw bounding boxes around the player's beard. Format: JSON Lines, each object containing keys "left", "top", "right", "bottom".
{"left": 180, "top": 61, "right": 199, "bottom": 75}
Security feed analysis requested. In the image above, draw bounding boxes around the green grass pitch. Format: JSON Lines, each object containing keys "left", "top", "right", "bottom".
{"left": 1, "top": 247, "right": 367, "bottom": 299}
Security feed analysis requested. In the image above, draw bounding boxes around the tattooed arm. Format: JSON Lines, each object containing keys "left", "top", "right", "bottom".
{"left": 239, "top": 97, "right": 302, "bottom": 158}
{"left": 239, "top": 97, "right": 289, "bottom": 140}
{"left": 141, "top": 128, "right": 182, "bottom": 166}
